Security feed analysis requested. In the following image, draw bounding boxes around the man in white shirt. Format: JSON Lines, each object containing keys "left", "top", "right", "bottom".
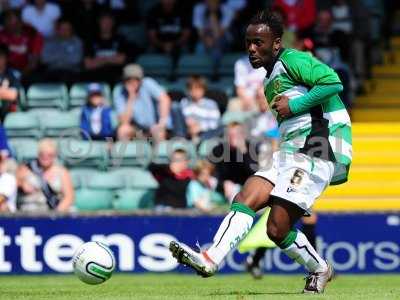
{"left": 22, "top": 0, "right": 61, "bottom": 37}
{"left": 233, "top": 55, "right": 267, "bottom": 111}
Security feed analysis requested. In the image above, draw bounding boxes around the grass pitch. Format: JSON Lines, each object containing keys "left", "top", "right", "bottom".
{"left": 0, "top": 273, "right": 399, "bottom": 300}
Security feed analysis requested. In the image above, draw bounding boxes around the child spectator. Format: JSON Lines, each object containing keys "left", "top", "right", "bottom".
{"left": 21, "top": 0, "right": 61, "bottom": 38}
{"left": 180, "top": 76, "right": 221, "bottom": 142}
{"left": 80, "top": 83, "right": 115, "bottom": 141}
{"left": 186, "top": 160, "right": 222, "bottom": 212}
{"left": 149, "top": 148, "right": 194, "bottom": 210}
{"left": 16, "top": 138, "right": 74, "bottom": 213}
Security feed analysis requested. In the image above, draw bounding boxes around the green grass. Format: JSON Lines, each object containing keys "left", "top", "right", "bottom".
{"left": 0, "top": 274, "right": 399, "bottom": 300}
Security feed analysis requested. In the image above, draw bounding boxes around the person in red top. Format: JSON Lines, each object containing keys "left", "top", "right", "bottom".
{"left": 273, "top": 0, "right": 316, "bottom": 35}
{"left": 0, "top": 10, "right": 43, "bottom": 76}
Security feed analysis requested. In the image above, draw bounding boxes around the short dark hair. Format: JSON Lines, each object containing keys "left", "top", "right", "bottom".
{"left": 249, "top": 10, "right": 284, "bottom": 39}
{"left": 0, "top": 44, "right": 9, "bottom": 57}
{"left": 187, "top": 75, "right": 207, "bottom": 90}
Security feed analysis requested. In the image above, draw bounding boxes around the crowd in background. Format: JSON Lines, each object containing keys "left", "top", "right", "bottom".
{"left": 0, "top": 0, "right": 397, "bottom": 214}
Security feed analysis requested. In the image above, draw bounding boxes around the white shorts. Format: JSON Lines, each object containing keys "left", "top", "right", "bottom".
{"left": 254, "top": 151, "right": 334, "bottom": 215}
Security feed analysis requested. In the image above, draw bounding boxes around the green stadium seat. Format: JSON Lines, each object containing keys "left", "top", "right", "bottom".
{"left": 108, "top": 167, "right": 158, "bottom": 189}
{"left": 198, "top": 137, "right": 221, "bottom": 158}
{"left": 112, "top": 83, "right": 123, "bottom": 108}
{"left": 4, "top": 112, "right": 41, "bottom": 138}
{"left": 218, "top": 53, "right": 243, "bottom": 77}
{"left": 40, "top": 110, "right": 80, "bottom": 137}
{"left": 136, "top": 54, "right": 173, "bottom": 78}
{"left": 163, "top": 78, "right": 187, "bottom": 94}
{"left": 69, "top": 168, "right": 99, "bottom": 188}
{"left": 207, "top": 77, "right": 235, "bottom": 98}
{"left": 74, "top": 189, "right": 114, "bottom": 211}
{"left": 176, "top": 54, "right": 214, "bottom": 78}
{"left": 58, "top": 139, "right": 108, "bottom": 169}
{"left": 26, "top": 83, "right": 68, "bottom": 110}
{"left": 110, "top": 140, "right": 152, "bottom": 168}
{"left": 113, "top": 188, "right": 155, "bottom": 210}
{"left": 69, "top": 82, "right": 111, "bottom": 108}
{"left": 221, "top": 111, "right": 254, "bottom": 125}
{"left": 86, "top": 171, "right": 125, "bottom": 190}
{"left": 118, "top": 24, "right": 147, "bottom": 47}
{"left": 152, "top": 139, "right": 197, "bottom": 164}
{"left": 8, "top": 138, "right": 38, "bottom": 162}
{"left": 18, "top": 87, "right": 27, "bottom": 110}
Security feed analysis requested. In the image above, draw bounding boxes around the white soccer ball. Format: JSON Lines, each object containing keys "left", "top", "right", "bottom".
{"left": 72, "top": 241, "right": 116, "bottom": 285}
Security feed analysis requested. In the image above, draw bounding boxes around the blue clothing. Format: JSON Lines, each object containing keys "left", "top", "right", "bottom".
{"left": 80, "top": 105, "right": 114, "bottom": 140}
{"left": 0, "top": 125, "right": 11, "bottom": 155}
{"left": 114, "top": 77, "right": 171, "bottom": 130}
{"left": 186, "top": 180, "right": 212, "bottom": 208}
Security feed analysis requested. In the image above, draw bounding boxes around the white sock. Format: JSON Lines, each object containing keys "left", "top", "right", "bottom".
{"left": 281, "top": 230, "right": 327, "bottom": 273}
{"left": 206, "top": 210, "right": 254, "bottom": 265}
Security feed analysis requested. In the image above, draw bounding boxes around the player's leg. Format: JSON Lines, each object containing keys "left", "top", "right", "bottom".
{"left": 169, "top": 176, "right": 274, "bottom": 277}
{"left": 301, "top": 214, "right": 318, "bottom": 249}
{"left": 245, "top": 247, "right": 267, "bottom": 279}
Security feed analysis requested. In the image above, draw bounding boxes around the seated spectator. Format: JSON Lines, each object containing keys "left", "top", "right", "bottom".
{"left": 16, "top": 138, "right": 74, "bottom": 213}
{"left": 0, "top": 44, "right": 20, "bottom": 125}
{"left": 193, "top": 0, "right": 234, "bottom": 65}
{"left": 83, "top": 12, "right": 127, "bottom": 83}
{"left": 146, "top": 0, "right": 191, "bottom": 61}
{"left": 115, "top": 64, "right": 172, "bottom": 142}
{"left": 149, "top": 148, "right": 194, "bottom": 210}
{"left": 209, "top": 120, "right": 259, "bottom": 201}
{"left": 80, "top": 83, "right": 115, "bottom": 141}
{"left": 180, "top": 76, "right": 221, "bottom": 143}
{"left": 232, "top": 55, "right": 266, "bottom": 112}
{"left": 0, "top": 10, "right": 43, "bottom": 77}
{"left": 0, "top": 152, "right": 17, "bottom": 213}
{"left": 40, "top": 18, "right": 83, "bottom": 83}
{"left": 186, "top": 160, "right": 223, "bottom": 212}
{"left": 21, "top": 0, "right": 61, "bottom": 38}
{"left": 272, "top": 0, "right": 316, "bottom": 36}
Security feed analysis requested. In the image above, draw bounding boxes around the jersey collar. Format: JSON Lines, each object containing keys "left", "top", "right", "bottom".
{"left": 265, "top": 47, "right": 285, "bottom": 78}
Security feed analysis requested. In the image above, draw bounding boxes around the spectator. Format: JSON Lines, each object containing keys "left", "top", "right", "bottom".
{"left": 272, "top": 0, "right": 316, "bottom": 36}
{"left": 21, "top": 0, "right": 61, "bottom": 38}
{"left": 209, "top": 120, "right": 259, "bottom": 201}
{"left": 186, "top": 160, "right": 223, "bottom": 212}
{"left": 146, "top": 0, "right": 191, "bottom": 61}
{"left": 115, "top": 64, "right": 172, "bottom": 142}
{"left": 180, "top": 76, "right": 221, "bottom": 143}
{"left": 40, "top": 18, "right": 83, "bottom": 83}
{"left": 83, "top": 12, "right": 127, "bottom": 83}
{"left": 80, "top": 83, "right": 115, "bottom": 141}
{"left": 0, "top": 152, "right": 17, "bottom": 212}
{"left": 193, "top": 0, "right": 234, "bottom": 65}
{"left": 0, "top": 45, "right": 19, "bottom": 158}
{"left": 232, "top": 55, "right": 266, "bottom": 112}
{"left": 331, "top": 0, "right": 353, "bottom": 35}
{"left": 0, "top": 9, "right": 43, "bottom": 76}
{"left": 149, "top": 148, "right": 194, "bottom": 210}
{"left": 16, "top": 138, "right": 74, "bottom": 213}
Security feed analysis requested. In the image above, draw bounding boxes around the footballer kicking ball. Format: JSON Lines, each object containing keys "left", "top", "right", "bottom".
{"left": 72, "top": 241, "right": 116, "bottom": 285}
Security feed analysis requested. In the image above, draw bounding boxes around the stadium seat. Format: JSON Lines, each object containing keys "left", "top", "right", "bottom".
{"left": 110, "top": 140, "right": 153, "bottom": 168}
{"left": 176, "top": 54, "right": 214, "bottom": 78}
{"left": 163, "top": 78, "right": 187, "bottom": 94}
{"left": 207, "top": 77, "right": 235, "bottom": 98}
{"left": 118, "top": 24, "right": 147, "bottom": 47}
{"left": 108, "top": 167, "right": 158, "bottom": 189}
{"left": 57, "top": 139, "right": 108, "bottom": 169}
{"left": 69, "top": 82, "right": 111, "bottom": 108}
{"left": 86, "top": 171, "right": 125, "bottom": 190}
{"left": 198, "top": 137, "right": 221, "bottom": 158}
{"left": 40, "top": 110, "right": 80, "bottom": 137}
{"left": 69, "top": 168, "right": 100, "bottom": 188}
{"left": 221, "top": 111, "right": 254, "bottom": 125}
{"left": 113, "top": 189, "right": 155, "bottom": 210}
{"left": 136, "top": 54, "right": 173, "bottom": 78}
{"left": 218, "top": 53, "right": 243, "bottom": 77}
{"left": 74, "top": 189, "right": 114, "bottom": 211}
{"left": 112, "top": 83, "right": 123, "bottom": 108}
{"left": 4, "top": 112, "right": 41, "bottom": 138}
{"left": 8, "top": 138, "right": 39, "bottom": 162}
{"left": 18, "top": 87, "right": 27, "bottom": 110}
{"left": 26, "top": 83, "right": 68, "bottom": 110}
{"left": 152, "top": 139, "right": 197, "bottom": 164}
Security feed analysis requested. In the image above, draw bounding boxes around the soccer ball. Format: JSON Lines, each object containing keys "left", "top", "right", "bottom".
{"left": 72, "top": 241, "right": 116, "bottom": 285}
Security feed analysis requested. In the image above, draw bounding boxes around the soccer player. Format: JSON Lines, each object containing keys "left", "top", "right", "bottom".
{"left": 169, "top": 10, "right": 352, "bottom": 294}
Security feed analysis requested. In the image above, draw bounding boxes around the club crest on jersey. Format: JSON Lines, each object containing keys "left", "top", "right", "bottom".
{"left": 273, "top": 79, "right": 281, "bottom": 91}
{"left": 290, "top": 169, "right": 304, "bottom": 186}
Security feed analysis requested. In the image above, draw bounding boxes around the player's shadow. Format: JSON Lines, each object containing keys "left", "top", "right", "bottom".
{"left": 208, "top": 291, "right": 299, "bottom": 296}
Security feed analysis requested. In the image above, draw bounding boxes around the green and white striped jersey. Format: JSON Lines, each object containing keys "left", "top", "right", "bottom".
{"left": 264, "top": 48, "right": 352, "bottom": 185}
